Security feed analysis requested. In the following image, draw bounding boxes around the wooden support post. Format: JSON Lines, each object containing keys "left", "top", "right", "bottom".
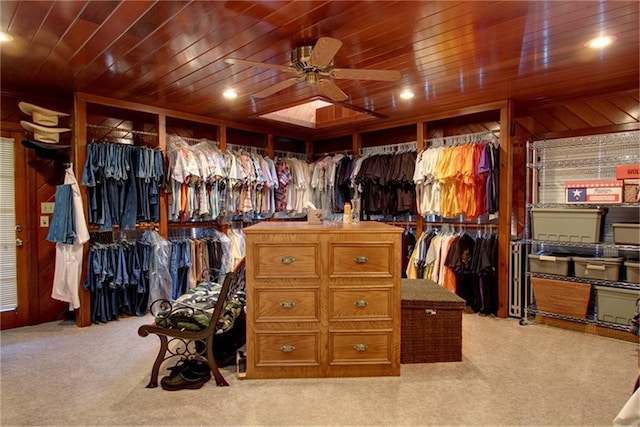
{"left": 73, "top": 94, "right": 91, "bottom": 327}
{"left": 266, "top": 134, "right": 274, "bottom": 159}
{"left": 497, "top": 100, "right": 514, "bottom": 318}
{"left": 157, "top": 114, "right": 167, "bottom": 238}
{"left": 352, "top": 132, "right": 361, "bottom": 156}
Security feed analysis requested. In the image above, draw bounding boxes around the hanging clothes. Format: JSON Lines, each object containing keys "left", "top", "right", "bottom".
{"left": 81, "top": 142, "right": 165, "bottom": 231}
{"left": 50, "top": 165, "right": 90, "bottom": 310}
{"left": 167, "top": 136, "right": 300, "bottom": 221}
{"left": 406, "top": 226, "right": 498, "bottom": 314}
{"left": 83, "top": 230, "right": 172, "bottom": 324}
{"left": 353, "top": 151, "right": 416, "bottom": 218}
{"left": 414, "top": 138, "right": 499, "bottom": 219}
{"left": 167, "top": 228, "right": 232, "bottom": 300}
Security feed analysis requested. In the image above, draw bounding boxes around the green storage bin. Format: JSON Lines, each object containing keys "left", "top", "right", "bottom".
{"left": 528, "top": 254, "right": 572, "bottom": 276}
{"left": 531, "top": 208, "right": 604, "bottom": 243}
{"left": 594, "top": 285, "right": 640, "bottom": 325}
{"left": 612, "top": 223, "right": 640, "bottom": 245}
{"left": 625, "top": 261, "right": 640, "bottom": 284}
{"left": 573, "top": 256, "right": 623, "bottom": 281}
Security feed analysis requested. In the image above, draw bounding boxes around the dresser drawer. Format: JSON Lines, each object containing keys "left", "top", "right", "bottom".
{"left": 329, "top": 331, "right": 393, "bottom": 364}
{"left": 255, "top": 289, "right": 319, "bottom": 322}
{"left": 251, "top": 243, "right": 320, "bottom": 279}
{"left": 255, "top": 332, "right": 320, "bottom": 366}
{"left": 330, "top": 289, "right": 392, "bottom": 321}
{"left": 328, "top": 242, "right": 395, "bottom": 278}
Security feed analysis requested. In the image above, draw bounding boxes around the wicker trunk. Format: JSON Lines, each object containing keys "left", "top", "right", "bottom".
{"left": 401, "top": 279, "right": 465, "bottom": 363}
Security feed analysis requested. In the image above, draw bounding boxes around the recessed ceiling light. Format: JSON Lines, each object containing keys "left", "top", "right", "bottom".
{"left": 223, "top": 89, "right": 238, "bottom": 99}
{"left": 400, "top": 91, "right": 414, "bottom": 100}
{"left": 0, "top": 31, "right": 14, "bottom": 42}
{"left": 585, "top": 35, "right": 616, "bottom": 49}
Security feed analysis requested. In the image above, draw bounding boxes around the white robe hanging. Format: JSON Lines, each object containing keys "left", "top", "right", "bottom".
{"left": 51, "top": 165, "right": 89, "bottom": 309}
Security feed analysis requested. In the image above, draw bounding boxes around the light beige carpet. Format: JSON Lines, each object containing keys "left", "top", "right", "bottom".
{"left": 1, "top": 313, "right": 638, "bottom": 426}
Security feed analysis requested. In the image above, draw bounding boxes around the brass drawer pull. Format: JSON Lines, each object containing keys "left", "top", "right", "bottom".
{"left": 280, "top": 301, "right": 296, "bottom": 308}
{"left": 353, "top": 344, "right": 368, "bottom": 352}
{"left": 354, "top": 256, "right": 368, "bottom": 264}
{"left": 280, "top": 345, "right": 296, "bottom": 352}
{"left": 280, "top": 256, "right": 296, "bottom": 264}
{"left": 354, "top": 300, "right": 368, "bottom": 308}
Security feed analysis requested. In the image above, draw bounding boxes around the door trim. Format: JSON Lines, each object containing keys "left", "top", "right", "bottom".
{"left": 1, "top": 128, "right": 31, "bottom": 329}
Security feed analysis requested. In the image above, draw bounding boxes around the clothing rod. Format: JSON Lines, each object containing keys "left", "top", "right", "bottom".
{"left": 425, "top": 130, "right": 499, "bottom": 146}
{"left": 227, "top": 143, "right": 266, "bottom": 153}
{"left": 318, "top": 149, "right": 352, "bottom": 157}
{"left": 359, "top": 141, "right": 417, "bottom": 155}
{"left": 424, "top": 221, "right": 498, "bottom": 228}
{"left": 168, "top": 134, "right": 219, "bottom": 146}
{"left": 86, "top": 123, "right": 159, "bottom": 137}
{"left": 275, "top": 150, "right": 307, "bottom": 160}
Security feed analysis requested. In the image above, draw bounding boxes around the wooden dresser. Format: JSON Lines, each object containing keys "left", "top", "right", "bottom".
{"left": 244, "top": 221, "right": 403, "bottom": 379}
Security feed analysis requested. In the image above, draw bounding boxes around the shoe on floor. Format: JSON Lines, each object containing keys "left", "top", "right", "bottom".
{"left": 161, "top": 359, "right": 212, "bottom": 391}
{"left": 166, "top": 358, "right": 211, "bottom": 378}
{"left": 161, "top": 368, "right": 212, "bottom": 391}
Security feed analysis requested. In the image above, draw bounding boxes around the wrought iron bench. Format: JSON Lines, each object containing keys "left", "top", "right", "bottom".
{"left": 138, "top": 258, "right": 246, "bottom": 388}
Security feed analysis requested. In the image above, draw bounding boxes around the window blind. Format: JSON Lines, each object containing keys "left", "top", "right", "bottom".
{"left": 0, "top": 137, "right": 17, "bottom": 311}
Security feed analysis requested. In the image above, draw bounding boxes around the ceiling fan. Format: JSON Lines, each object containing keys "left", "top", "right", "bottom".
{"left": 224, "top": 37, "right": 401, "bottom": 102}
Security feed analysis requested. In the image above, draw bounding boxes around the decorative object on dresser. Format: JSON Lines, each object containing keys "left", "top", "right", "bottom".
{"left": 244, "top": 221, "right": 403, "bottom": 379}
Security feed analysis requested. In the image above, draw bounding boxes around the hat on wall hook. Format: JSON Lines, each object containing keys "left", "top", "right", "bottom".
{"left": 18, "top": 102, "right": 69, "bottom": 126}
{"left": 20, "top": 120, "right": 70, "bottom": 144}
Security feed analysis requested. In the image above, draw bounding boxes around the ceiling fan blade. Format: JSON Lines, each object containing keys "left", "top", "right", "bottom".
{"left": 317, "top": 79, "right": 348, "bottom": 102}
{"left": 331, "top": 68, "right": 401, "bottom": 81}
{"left": 309, "top": 37, "right": 343, "bottom": 68}
{"left": 224, "top": 58, "right": 295, "bottom": 73}
{"left": 253, "top": 76, "right": 304, "bottom": 98}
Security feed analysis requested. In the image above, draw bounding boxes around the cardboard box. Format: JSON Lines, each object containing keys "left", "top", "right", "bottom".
{"left": 565, "top": 180, "right": 622, "bottom": 204}
{"left": 307, "top": 209, "right": 323, "bottom": 224}
{"left": 616, "top": 164, "right": 640, "bottom": 180}
{"left": 623, "top": 179, "right": 640, "bottom": 203}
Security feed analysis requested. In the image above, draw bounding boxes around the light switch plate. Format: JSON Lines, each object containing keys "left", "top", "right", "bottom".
{"left": 40, "top": 216, "right": 49, "bottom": 227}
{"left": 41, "top": 202, "right": 55, "bottom": 214}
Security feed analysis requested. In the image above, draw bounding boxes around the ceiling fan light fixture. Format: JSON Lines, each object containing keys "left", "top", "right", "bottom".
{"left": 306, "top": 73, "right": 318, "bottom": 85}
{"left": 585, "top": 35, "right": 616, "bottom": 49}
{"left": 223, "top": 89, "right": 238, "bottom": 99}
{"left": 225, "top": 37, "right": 401, "bottom": 102}
{"left": 0, "top": 31, "right": 13, "bottom": 42}
{"left": 400, "top": 90, "right": 415, "bottom": 100}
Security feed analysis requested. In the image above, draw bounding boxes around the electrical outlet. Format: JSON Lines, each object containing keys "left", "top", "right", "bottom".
{"left": 41, "top": 202, "right": 55, "bottom": 214}
{"left": 40, "top": 216, "right": 49, "bottom": 227}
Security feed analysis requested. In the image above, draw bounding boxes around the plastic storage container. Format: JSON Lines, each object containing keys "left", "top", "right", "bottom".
{"left": 612, "top": 223, "right": 640, "bottom": 245}
{"left": 573, "top": 256, "right": 624, "bottom": 281}
{"left": 531, "top": 208, "right": 604, "bottom": 243}
{"left": 624, "top": 261, "right": 640, "bottom": 284}
{"left": 528, "top": 254, "right": 572, "bottom": 276}
{"left": 594, "top": 285, "right": 640, "bottom": 325}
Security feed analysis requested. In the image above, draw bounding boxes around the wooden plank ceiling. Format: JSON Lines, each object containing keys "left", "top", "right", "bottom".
{"left": 1, "top": 1, "right": 638, "bottom": 140}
